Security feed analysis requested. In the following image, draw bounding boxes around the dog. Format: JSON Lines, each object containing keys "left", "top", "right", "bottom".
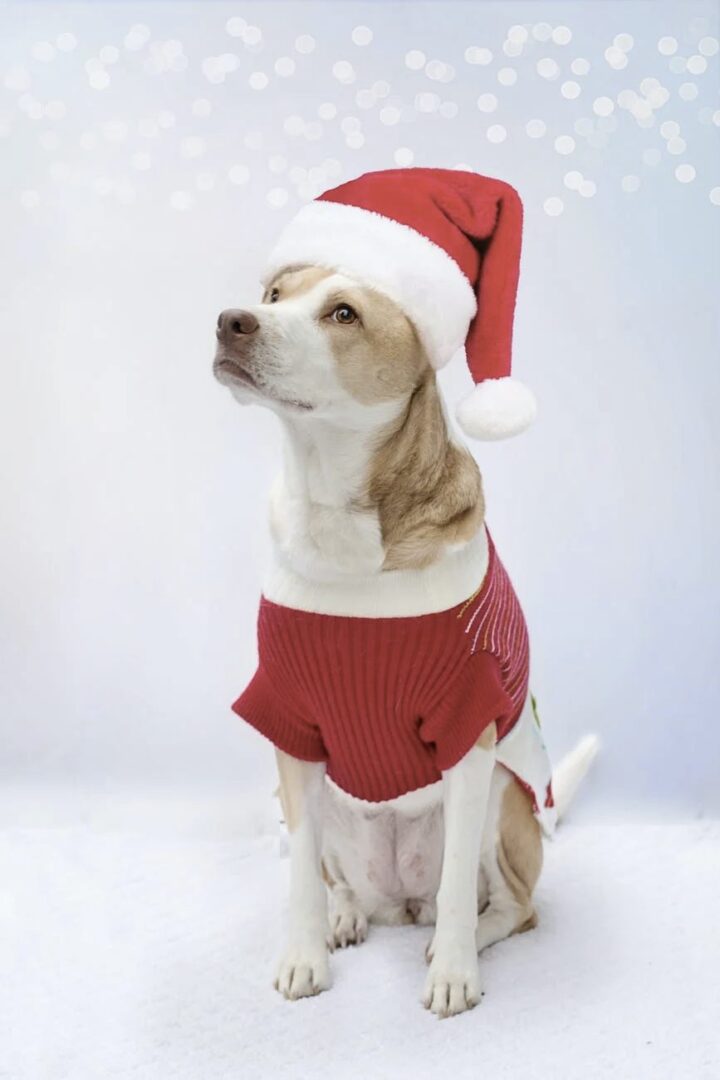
{"left": 213, "top": 263, "right": 597, "bottom": 1017}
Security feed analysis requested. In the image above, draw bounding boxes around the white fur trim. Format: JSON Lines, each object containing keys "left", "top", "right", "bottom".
{"left": 263, "top": 528, "right": 489, "bottom": 618}
{"left": 264, "top": 200, "right": 477, "bottom": 368}
{"left": 455, "top": 377, "right": 536, "bottom": 441}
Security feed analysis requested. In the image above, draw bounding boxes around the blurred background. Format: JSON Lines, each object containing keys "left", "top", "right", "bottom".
{"left": 1, "top": 0, "right": 719, "bottom": 823}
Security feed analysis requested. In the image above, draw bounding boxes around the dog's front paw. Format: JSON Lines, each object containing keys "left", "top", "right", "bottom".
{"left": 422, "top": 946, "right": 482, "bottom": 1018}
{"left": 274, "top": 941, "right": 331, "bottom": 1001}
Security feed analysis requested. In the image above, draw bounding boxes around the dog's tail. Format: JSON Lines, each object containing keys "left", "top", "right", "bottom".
{"left": 552, "top": 735, "right": 599, "bottom": 822}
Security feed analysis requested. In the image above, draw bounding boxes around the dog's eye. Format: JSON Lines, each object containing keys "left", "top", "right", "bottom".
{"left": 269, "top": 288, "right": 280, "bottom": 303}
{"left": 331, "top": 304, "right": 357, "bottom": 325}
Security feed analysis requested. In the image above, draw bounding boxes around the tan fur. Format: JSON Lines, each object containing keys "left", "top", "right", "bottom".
{"left": 497, "top": 777, "right": 543, "bottom": 930}
{"left": 367, "top": 374, "right": 484, "bottom": 570}
{"left": 476, "top": 722, "right": 498, "bottom": 752}
{"left": 263, "top": 265, "right": 332, "bottom": 302}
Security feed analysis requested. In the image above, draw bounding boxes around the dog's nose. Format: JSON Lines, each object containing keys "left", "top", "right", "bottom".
{"left": 216, "top": 309, "right": 260, "bottom": 340}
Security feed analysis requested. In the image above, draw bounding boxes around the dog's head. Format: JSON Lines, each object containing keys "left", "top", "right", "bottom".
{"left": 213, "top": 267, "right": 431, "bottom": 424}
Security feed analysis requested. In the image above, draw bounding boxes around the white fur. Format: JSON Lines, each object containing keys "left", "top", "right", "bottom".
{"left": 264, "top": 200, "right": 477, "bottom": 369}
{"left": 455, "top": 376, "right": 537, "bottom": 441}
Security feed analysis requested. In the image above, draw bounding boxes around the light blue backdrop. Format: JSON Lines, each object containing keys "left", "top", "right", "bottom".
{"left": 1, "top": 2, "right": 718, "bottom": 819}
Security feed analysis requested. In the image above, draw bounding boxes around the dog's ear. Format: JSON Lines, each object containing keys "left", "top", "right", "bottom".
{"left": 367, "top": 375, "right": 484, "bottom": 571}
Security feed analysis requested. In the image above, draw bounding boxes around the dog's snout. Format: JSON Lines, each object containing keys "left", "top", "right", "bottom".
{"left": 216, "top": 309, "right": 260, "bottom": 340}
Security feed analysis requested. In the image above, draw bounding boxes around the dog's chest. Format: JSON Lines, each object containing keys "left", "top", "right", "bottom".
{"left": 323, "top": 781, "right": 445, "bottom": 902}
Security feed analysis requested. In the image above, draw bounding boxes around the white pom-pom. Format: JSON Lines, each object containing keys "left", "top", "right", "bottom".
{"left": 455, "top": 377, "right": 536, "bottom": 440}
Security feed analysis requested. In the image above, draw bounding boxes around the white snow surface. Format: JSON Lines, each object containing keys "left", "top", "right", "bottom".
{"left": 3, "top": 790, "right": 718, "bottom": 1080}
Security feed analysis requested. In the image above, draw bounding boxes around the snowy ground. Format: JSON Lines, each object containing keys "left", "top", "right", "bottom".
{"left": 3, "top": 790, "right": 718, "bottom": 1080}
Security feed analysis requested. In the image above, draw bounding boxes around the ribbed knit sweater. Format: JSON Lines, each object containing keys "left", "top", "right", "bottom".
{"left": 233, "top": 530, "right": 554, "bottom": 811}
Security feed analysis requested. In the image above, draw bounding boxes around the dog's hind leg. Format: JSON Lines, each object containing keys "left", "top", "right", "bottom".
{"left": 322, "top": 857, "right": 369, "bottom": 948}
{"left": 475, "top": 773, "right": 543, "bottom": 952}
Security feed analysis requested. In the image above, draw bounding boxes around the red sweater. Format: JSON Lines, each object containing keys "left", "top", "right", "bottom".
{"left": 233, "top": 532, "right": 531, "bottom": 803}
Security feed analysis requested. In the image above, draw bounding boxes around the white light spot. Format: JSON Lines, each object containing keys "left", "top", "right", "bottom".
{"left": 593, "top": 96, "right": 615, "bottom": 117}
{"left": 687, "top": 54, "right": 707, "bottom": 75}
{"left": 439, "top": 100, "right": 459, "bottom": 118}
{"left": 340, "top": 116, "right": 362, "bottom": 134}
{"left": 526, "top": 118, "right": 546, "bottom": 138}
{"left": 666, "top": 136, "right": 687, "bottom": 155}
{"left": 354, "top": 88, "right": 374, "bottom": 108}
{"left": 124, "top": 24, "right": 151, "bottom": 51}
{"left": 99, "top": 45, "right": 119, "bottom": 64}
{"left": 243, "top": 26, "right": 262, "bottom": 47}
{"left": 552, "top": 26, "right": 572, "bottom": 46}
{"left": 283, "top": 115, "right": 305, "bottom": 136}
{"left": 543, "top": 196, "right": 563, "bottom": 216}
{"left": 579, "top": 179, "right": 597, "bottom": 197}
{"left": 646, "top": 85, "right": 670, "bottom": 108}
{"left": 267, "top": 187, "right": 289, "bottom": 207}
{"left": 630, "top": 99, "right": 652, "bottom": 121}
{"left": 352, "top": 26, "right": 373, "bottom": 47}
{"left": 713, "top": 110, "right": 720, "bottom": 126}
{"left": 226, "top": 17, "right": 246, "bottom": 37}
{"left": 181, "top": 136, "right": 205, "bottom": 158}
{"left": 379, "top": 105, "right": 401, "bottom": 125}
{"left": 604, "top": 46, "right": 628, "bottom": 70}
{"left": 426, "top": 59, "right": 455, "bottom": 82}
{"left": 345, "top": 131, "right": 365, "bottom": 149}
{"left": 464, "top": 46, "right": 492, "bottom": 66}
{"left": 487, "top": 124, "right": 507, "bottom": 144}
{"left": 537, "top": 57, "right": 560, "bottom": 79}
{"left": 571, "top": 58, "right": 590, "bottom": 75}
{"left": 642, "top": 148, "right": 661, "bottom": 166}
{"left": 498, "top": 67, "right": 517, "bottom": 86}
{"left": 192, "top": 98, "right": 211, "bottom": 117}
{"left": 660, "top": 120, "right": 680, "bottom": 139}
{"left": 678, "top": 82, "right": 698, "bottom": 101}
{"left": 554, "top": 135, "right": 576, "bottom": 154}
{"left": 333, "top": 60, "right": 355, "bottom": 84}
{"left": 699, "top": 36, "right": 719, "bottom": 57}
{"left": 88, "top": 70, "right": 110, "bottom": 90}
{"left": 132, "top": 151, "right": 151, "bottom": 170}
{"left": 507, "top": 25, "right": 528, "bottom": 45}
{"left": 415, "top": 92, "right": 440, "bottom": 113}
{"left": 675, "top": 163, "right": 695, "bottom": 183}
{"left": 56, "top": 32, "right": 77, "bottom": 52}
{"left": 405, "top": 50, "right": 426, "bottom": 70}
{"left": 614, "top": 33, "right": 634, "bottom": 52}
{"left": 532, "top": 23, "right": 552, "bottom": 43}
{"left": 274, "top": 57, "right": 295, "bottom": 77}
{"left": 561, "top": 80, "right": 581, "bottom": 99}
{"left": 20, "top": 190, "right": 40, "bottom": 208}
{"left": 563, "top": 170, "right": 583, "bottom": 190}
{"left": 372, "top": 80, "right": 391, "bottom": 98}
{"left": 394, "top": 146, "right": 414, "bottom": 166}
{"left": 658, "top": 36, "right": 678, "bottom": 56}
{"left": 709, "top": 187, "right": 720, "bottom": 205}
{"left": 621, "top": 174, "right": 641, "bottom": 193}
{"left": 170, "top": 191, "right": 194, "bottom": 211}
{"left": 32, "top": 41, "right": 56, "bottom": 62}
{"left": 503, "top": 40, "right": 523, "bottom": 58}
{"left": 228, "top": 164, "right": 250, "bottom": 184}
{"left": 318, "top": 102, "right": 337, "bottom": 120}
{"left": 249, "top": 71, "right": 268, "bottom": 90}
{"left": 477, "top": 93, "right": 497, "bottom": 113}
{"left": 295, "top": 34, "right": 315, "bottom": 55}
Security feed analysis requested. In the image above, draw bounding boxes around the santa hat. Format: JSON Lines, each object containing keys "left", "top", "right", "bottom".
{"left": 263, "top": 167, "right": 535, "bottom": 440}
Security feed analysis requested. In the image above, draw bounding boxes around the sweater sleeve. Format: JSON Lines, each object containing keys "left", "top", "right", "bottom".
{"left": 418, "top": 650, "right": 513, "bottom": 773}
{"left": 232, "top": 666, "right": 327, "bottom": 763}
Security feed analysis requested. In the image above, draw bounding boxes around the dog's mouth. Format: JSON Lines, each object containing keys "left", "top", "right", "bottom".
{"left": 213, "top": 353, "right": 313, "bottom": 412}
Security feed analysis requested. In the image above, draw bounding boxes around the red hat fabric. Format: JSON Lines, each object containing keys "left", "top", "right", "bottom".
{"left": 264, "top": 167, "right": 535, "bottom": 440}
